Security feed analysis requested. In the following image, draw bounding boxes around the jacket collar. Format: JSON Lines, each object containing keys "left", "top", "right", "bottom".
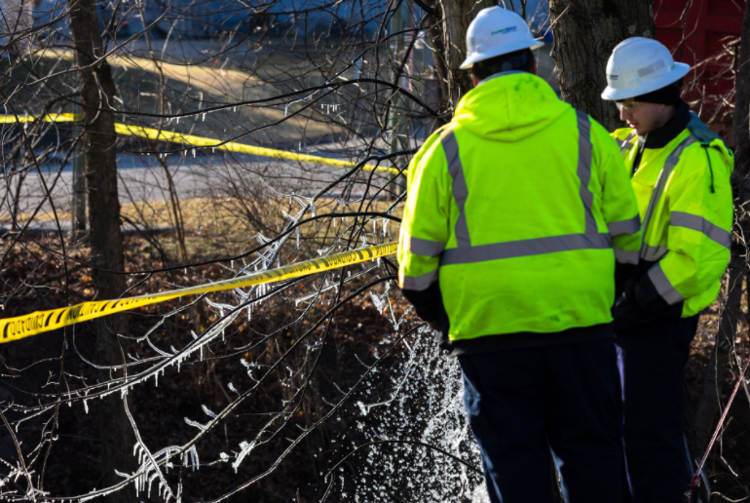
{"left": 477, "top": 70, "right": 524, "bottom": 86}
{"left": 643, "top": 99, "right": 691, "bottom": 149}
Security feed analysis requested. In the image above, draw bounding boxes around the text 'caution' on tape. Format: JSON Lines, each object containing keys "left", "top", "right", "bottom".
{"left": 0, "top": 114, "right": 403, "bottom": 176}
{"left": 0, "top": 242, "right": 397, "bottom": 344}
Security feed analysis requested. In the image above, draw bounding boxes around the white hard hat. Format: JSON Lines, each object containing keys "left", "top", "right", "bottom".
{"left": 601, "top": 37, "right": 690, "bottom": 101}
{"left": 459, "top": 7, "right": 543, "bottom": 70}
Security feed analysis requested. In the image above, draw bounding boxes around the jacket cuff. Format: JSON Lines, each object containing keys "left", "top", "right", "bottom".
{"left": 634, "top": 267, "right": 683, "bottom": 317}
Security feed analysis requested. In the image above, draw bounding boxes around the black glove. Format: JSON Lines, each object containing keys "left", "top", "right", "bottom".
{"left": 611, "top": 278, "right": 650, "bottom": 332}
{"left": 632, "top": 270, "right": 684, "bottom": 317}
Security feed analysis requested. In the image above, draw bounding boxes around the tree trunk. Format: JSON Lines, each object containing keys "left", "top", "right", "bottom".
{"left": 67, "top": 0, "right": 137, "bottom": 500}
{"left": 423, "top": 0, "right": 495, "bottom": 114}
{"left": 548, "top": 0, "right": 655, "bottom": 131}
{"left": 693, "top": 259, "right": 743, "bottom": 447}
{"left": 693, "top": 0, "right": 750, "bottom": 452}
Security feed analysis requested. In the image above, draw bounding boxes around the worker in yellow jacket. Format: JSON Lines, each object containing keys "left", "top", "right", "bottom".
{"left": 398, "top": 7, "right": 641, "bottom": 502}
{"left": 602, "top": 38, "right": 734, "bottom": 503}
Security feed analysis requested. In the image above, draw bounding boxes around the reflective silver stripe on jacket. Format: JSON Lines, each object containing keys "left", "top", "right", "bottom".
{"left": 438, "top": 112, "right": 606, "bottom": 266}
{"left": 617, "top": 131, "right": 637, "bottom": 155}
{"left": 614, "top": 247, "right": 639, "bottom": 265}
{"left": 608, "top": 215, "right": 640, "bottom": 237}
{"left": 410, "top": 236, "right": 446, "bottom": 257}
{"left": 641, "top": 244, "right": 668, "bottom": 262}
{"left": 442, "top": 130, "right": 471, "bottom": 249}
{"left": 441, "top": 233, "right": 611, "bottom": 266}
{"left": 400, "top": 270, "right": 438, "bottom": 291}
{"left": 576, "top": 111, "right": 597, "bottom": 234}
{"left": 670, "top": 211, "right": 731, "bottom": 249}
{"left": 640, "top": 136, "right": 697, "bottom": 259}
{"left": 648, "top": 263, "right": 684, "bottom": 305}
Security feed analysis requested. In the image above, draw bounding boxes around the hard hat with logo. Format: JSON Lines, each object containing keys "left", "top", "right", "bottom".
{"left": 601, "top": 37, "right": 690, "bottom": 101}
{"left": 459, "top": 7, "right": 544, "bottom": 70}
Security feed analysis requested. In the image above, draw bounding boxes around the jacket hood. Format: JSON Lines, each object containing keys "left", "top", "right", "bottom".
{"left": 453, "top": 72, "right": 570, "bottom": 142}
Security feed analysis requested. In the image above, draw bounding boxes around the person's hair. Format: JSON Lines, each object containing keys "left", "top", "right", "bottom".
{"left": 470, "top": 49, "right": 535, "bottom": 81}
{"left": 628, "top": 79, "right": 684, "bottom": 106}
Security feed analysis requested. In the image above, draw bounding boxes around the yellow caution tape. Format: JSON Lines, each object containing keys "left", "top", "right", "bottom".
{"left": 114, "top": 123, "right": 400, "bottom": 175}
{"left": 0, "top": 114, "right": 402, "bottom": 176}
{"left": 0, "top": 242, "right": 397, "bottom": 344}
{"left": 0, "top": 113, "right": 78, "bottom": 123}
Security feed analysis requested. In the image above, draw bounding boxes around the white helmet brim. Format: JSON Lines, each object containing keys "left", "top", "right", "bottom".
{"left": 460, "top": 38, "right": 544, "bottom": 70}
{"left": 601, "top": 62, "right": 690, "bottom": 101}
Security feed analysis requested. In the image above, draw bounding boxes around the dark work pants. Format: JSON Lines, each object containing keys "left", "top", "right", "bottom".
{"left": 458, "top": 339, "right": 623, "bottom": 503}
{"left": 615, "top": 315, "right": 698, "bottom": 503}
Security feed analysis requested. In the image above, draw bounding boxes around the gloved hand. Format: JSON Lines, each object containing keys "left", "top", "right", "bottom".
{"left": 611, "top": 278, "right": 650, "bottom": 332}
{"left": 630, "top": 269, "right": 684, "bottom": 317}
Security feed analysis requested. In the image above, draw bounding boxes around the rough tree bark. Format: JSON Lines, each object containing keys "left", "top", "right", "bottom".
{"left": 548, "top": 0, "right": 655, "bottom": 131}
{"left": 67, "top": 0, "right": 136, "bottom": 500}
{"left": 422, "top": 0, "right": 495, "bottom": 115}
{"left": 693, "top": 259, "right": 743, "bottom": 447}
{"left": 694, "top": 0, "right": 750, "bottom": 449}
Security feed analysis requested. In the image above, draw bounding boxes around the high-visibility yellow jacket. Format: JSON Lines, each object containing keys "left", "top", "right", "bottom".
{"left": 612, "top": 112, "right": 733, "bottom": 318}
{"left": 398, "top": 72, "right": 641, "bottom": 342}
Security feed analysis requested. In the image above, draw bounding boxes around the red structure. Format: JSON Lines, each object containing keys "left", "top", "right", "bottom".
{"left": 654, "top": 0, "right": 744, "bottom": 138}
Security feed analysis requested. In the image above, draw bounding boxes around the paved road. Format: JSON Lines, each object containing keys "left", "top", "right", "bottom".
{"left": 1, "top": 148, "right": 396, "bottom": 231}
